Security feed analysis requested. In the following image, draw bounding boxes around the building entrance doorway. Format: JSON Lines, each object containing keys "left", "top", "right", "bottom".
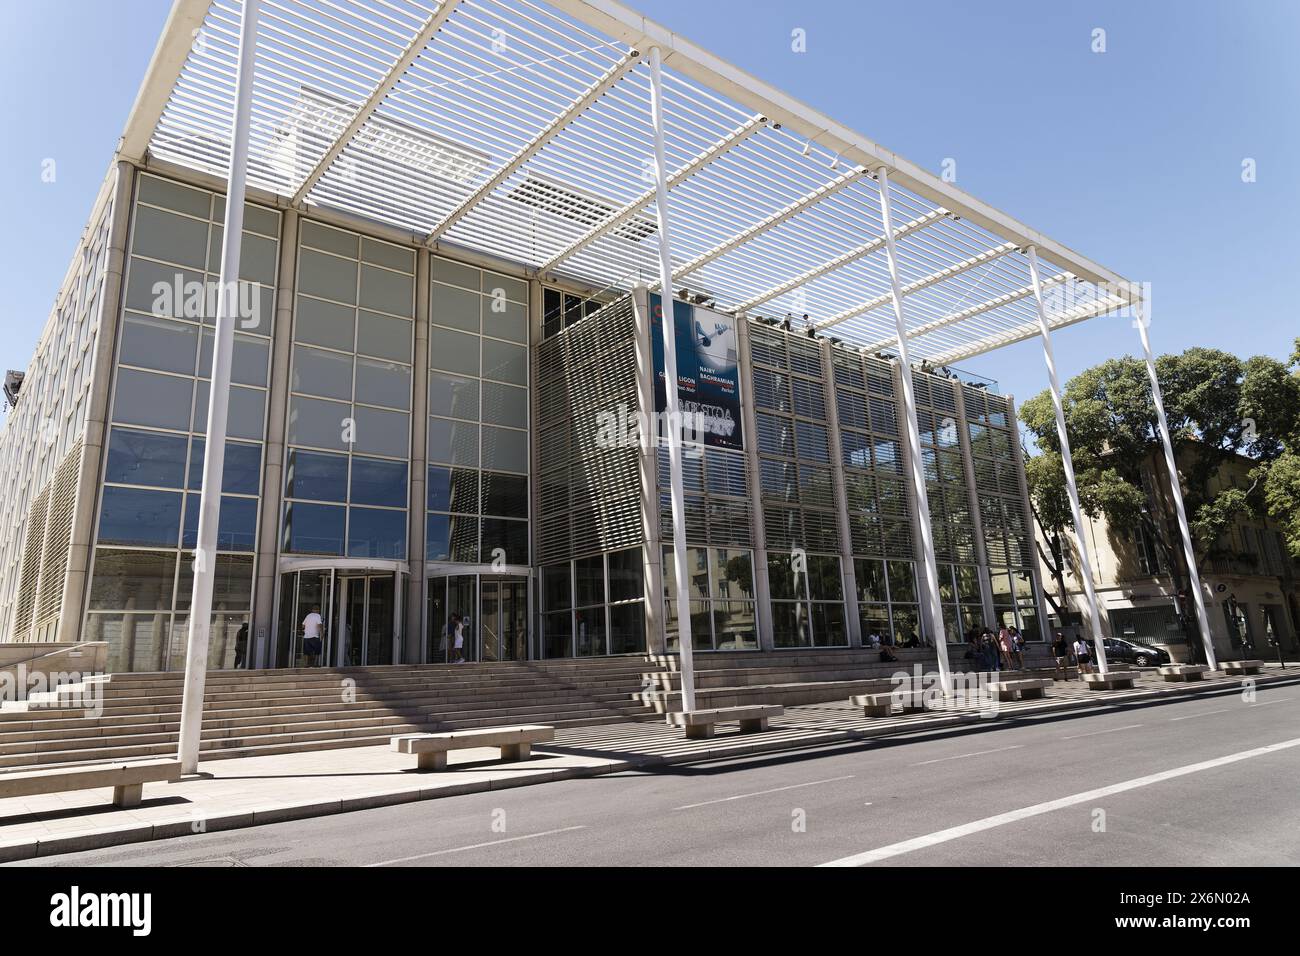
{"left": 427, "top": 572, "right": 531, "bottom": 663}
{"left": 275, "top": 565, "right": 404, "bottom": 668}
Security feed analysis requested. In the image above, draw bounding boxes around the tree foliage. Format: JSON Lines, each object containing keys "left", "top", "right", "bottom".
{"left": 1022, "top": 340, "right": 1300, "bottom": 563}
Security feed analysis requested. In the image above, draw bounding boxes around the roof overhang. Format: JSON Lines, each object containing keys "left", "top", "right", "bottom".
{"left": 116, "top": 0, "right": 1137, "bottom": 364}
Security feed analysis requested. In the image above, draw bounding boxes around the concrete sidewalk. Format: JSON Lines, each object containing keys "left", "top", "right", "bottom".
{"left": 2, "top": 665, "right": 1293, "bottom": 863}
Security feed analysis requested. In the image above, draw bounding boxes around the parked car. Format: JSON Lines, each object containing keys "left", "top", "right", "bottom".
{"left": 1102, "top": 637, "right": 1171, "bottom": 667}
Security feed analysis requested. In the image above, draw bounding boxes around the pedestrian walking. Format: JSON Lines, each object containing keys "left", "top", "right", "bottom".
{"left": 301, "top": 605, "right": 323, "bottom": 667}
{"left": 1051, "top": 631, "right": 1070, "bottom": 680}
{"left": 1073, "top": 636, "right": 1092, "bottom": 676}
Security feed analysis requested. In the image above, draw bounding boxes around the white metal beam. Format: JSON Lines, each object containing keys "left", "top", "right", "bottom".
{"left": 290, "top": 0, "right": 464, "bottom": 207}
{"left": 1135, "top": 302, "right": 1218, "bottom": 670}
{"left": 877, "top": 166, "right": 952, "bottom": 694}
{"left": 1027, "top": 245, "right": 1108, "bottom": 675}
{"left": 117, "top": 0, "right": 211, "bottom": 163}
{"left": 540, "top": 112, "right": 768, "bottom": 275}
{"left": 650, "top": 165, "right": 868, "bottom": 289}
{"left": 730, "top": 208, "right": 946, "bottom": 315}
{"left": 425, "top": 47, "right": 642, "bottom": 246}
{"left": 815, "top": 242, "right": 1017, "bottom": 331}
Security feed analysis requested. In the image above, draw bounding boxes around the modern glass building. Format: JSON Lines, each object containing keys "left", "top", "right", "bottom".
{"left": 2, "top": 0, "right": 1169, "bottom": 675}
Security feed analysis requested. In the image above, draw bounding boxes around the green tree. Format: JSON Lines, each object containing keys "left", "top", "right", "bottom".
{"left": 1020, "top": 342, "right": 1300, "bottom": 657}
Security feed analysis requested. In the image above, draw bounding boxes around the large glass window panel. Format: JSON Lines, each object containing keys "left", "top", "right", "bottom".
{"left": 447, "top": 514, "right": 479, "bottom": 562}
{"left": 354, "top": 357, "right": 411, "bottom": 410}
{"left": 664, "top": 599, "right": 711, "bottom": 653}
{"left": 608, "top": 601, "right": 646, "bottom": 654}
{"left": 813, "top": 602, "right": 848, "bottom": 647}
{"left": 359, "top": 264, "right": 413, "bottom": 317}
{"left": 105, "top": 428, "right": 187, "bottom": 488}
{"left": 182, "top": 494, "right": 258, "bottom": 551}
{"left": 88, "top": 549, "right": 177, "bottom": 610}
{"left": 481, "top": 425, "right": 527, "bottom": 473}
{"left": 200, "top": 331, "right": 270, "bottom": 387}
{"left": 427, "top": 466, "right": 478, "bottom": 513}
{"left": 432, "top": 257, "right": 480, "bottom": 292}
{"left": 292, "top": 345, "right": 353, "bottom": 400}
{"left": 480, "top": 472, "right": 526, "bottom": 518}
{"left": 86, "top": 613, "right": 171, "bottom": 674}
{"left": 771, "top": 601, "right": 811, "bottom": 648}
{"left": 361, "top": 237, "right": 412, "bottom": 272}
{"left": 132, "top": 205, "right": 209, "bottom": 270}
{"left": 295, "top": 295, "right": 356, "bottom": 351}
{"left": 426, "top": 513, "right": 452, "bottom": 561}
{"left": 855, "top": 558, "right": 887, "bottom": 603}
{"left": 481, "top": 518, "right": 527, "bottom": 565}
{"left": 301, "top": 220, "right": 358, "bottom": 258}
{"left": 298, "top": 248, "right": 357, "bottom": 305}
{"left": 481, "top": 297, "right": 527, "bottom": 343}
{"left": 574, "top": 554, "right": 605, "bottom": 607}
{"left": 282, "top": 501, "right": 345, "bottom": 555}
{"left": 888, "top": 561, "right": 917, "bottom": 603}
{"left": 124, "top": 258, "right": 206, "bottom": 319}
{"left": 432, "top": 282, "right": 481, "bottom": 332}
{"left": 350, "top": 456, "right": 408, "bottom": 507}
{"left": 430, "top": 326, "right": 480, "bottom": 374}
{"left": 481, "top": 338, "right": 527, "bottom": 385}
{"left": 957, "top": 564, "right": 983, "bottom": 603}
{"left": 428, "top": 417, "right": 479, "bottom": 466}
{"left": 285, "top": 448, "right": 348, "bottom": 501}
{"left": 859, "top": 604, "right": 891, "bottom": 644}
{"left": 138, "top": 175, "right": 212, "bottom": 218}
{"left": 714, "top": 601, "right": 757, "bottom": 650}
{"left": 808, "top": 554, "right": 843, "bottom": 601}
{"left": 766, "top": 553, "right": 806, "bottom": 601}
{"left": 607, "top": 548, "right": 644, "bottom": 603}
{"left": 175, "top": 553, "right": 254, "bottom": 612}
{"left": 542, "top": 610, "right": 572, "bottom": 659}
{"left": 891, "top": 605, "right": 921, "bottom": 647}
{"left": 357, "top": 311, "right": 412, "bottom": 361}
{"left": 351, "top": 406, "right": 408, "bottom": 459}
{"left": 112, "top": 368, "right": 193, "bottom": 431}
{"left": 119, "top": 314, "right": 199, "bottom": 375}
{"left": 664, "top": 547, "right": 710, "bottom": 601}
{"left": 428, "top": 372, "right": 479, "bottom": 421}
{"left": 989, "top": 568, "right": 1014, "bottom": 605}
{"left": 481, "top": 382, "right": 527, "bottom": 428}
{"left": 347, "top": 507, "right": 407, "bottom": 559}
{"left": 187, "top": 438, "right": 262, "bottom": 495}
{"left": 191, "top": 383, "right": 264, "bottom": 441}
{"left": 543, "top": 564, "right": 571, "bottom": 611}
{"left": 711, "top": 549, "right": 753, "bottom": 600}
{"left": 98, "top": 487, "right": 182, "bottom": 547}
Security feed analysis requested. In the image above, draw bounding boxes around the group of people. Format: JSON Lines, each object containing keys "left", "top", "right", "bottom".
{"left": 964, "top": 625, "right": 1027, "bottom": 671}
{"left": 863, "top": 628, "right": 919, "bottom": 663}
{"left": 1051, "top": 631, "right": 1098, "bottom": 679}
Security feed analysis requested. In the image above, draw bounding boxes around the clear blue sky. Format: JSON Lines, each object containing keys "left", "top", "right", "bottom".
{"left": 3, "top": 0, "right": 1297, "bottom": 409}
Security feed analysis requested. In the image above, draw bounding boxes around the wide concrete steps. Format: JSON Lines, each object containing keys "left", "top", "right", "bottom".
{"left": 0, "top": 660, "right": 663, "bottom": 770}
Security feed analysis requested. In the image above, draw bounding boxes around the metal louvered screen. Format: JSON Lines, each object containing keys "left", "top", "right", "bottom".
{"left": 12, "top": 487, "right": 50, "bottom": 639}
{"left": 534, "top": 294, "right": 643, "bottom": 565}
{"left": 912, "top": 370, "right": 977, "bottom": 564}
{"left": 33, "top": 441, "right": 82, "bottom": 631}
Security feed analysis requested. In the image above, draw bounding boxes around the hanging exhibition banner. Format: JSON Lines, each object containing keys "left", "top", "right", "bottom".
{"left": 650, "top": 293, "right": 744, "bottom": 451}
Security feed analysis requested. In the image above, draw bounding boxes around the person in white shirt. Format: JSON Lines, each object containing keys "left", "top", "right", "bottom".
{"left": 453, "top": 612, "right": 466, "bottom": 663}
{"left": 1073, "top": 636, "right": 1092, "bottom": 676}
{"left": 302, "top": 605, "right": 324, "bottom": 667}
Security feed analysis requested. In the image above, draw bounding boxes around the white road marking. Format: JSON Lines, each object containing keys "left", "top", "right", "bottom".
{"left": 1170, "top": 708, "right": 1231, "bottom": 721}
{"left": 910, "top": 745, "right": 1022, "bottom": 766}
{"left": 1062, "top": 723, "right": 1143, "bottom": 740}
{"left": 820, "top": 735, "right": 1300, "bottom": 867}
{"left": 365, "top": 826, "right": 587, "bottom": 866}
{"left": 674, "top": 775, "right": 856, "bottom": 811}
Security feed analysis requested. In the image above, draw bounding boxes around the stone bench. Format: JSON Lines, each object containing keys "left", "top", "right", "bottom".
{"left": 985, "top": 678, "right": 1053, "bottom": 701}
{"left": 850, "top": 689, "right": 929, "bottom": 717}
{"left": 1083, "top": 671, "right": 1139, "bottom": 690}
{"left": 0, "top": 758, "right": 181, "bottom": 810}
{"left": 1159, "top": 664, "right": 1210, "bottom": 682}
{"left": 390, "top": 725, "right": 554, "bottom": 771}
{"left": 1221, "top": 660, "right": 1264, "bottom": 675}
{"left": 666, "top": 704, "right": 783, "bottom": 739}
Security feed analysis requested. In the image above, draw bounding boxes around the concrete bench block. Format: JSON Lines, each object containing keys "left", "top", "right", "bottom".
{"left": 1159, "top": 664, "right": 1210, "bottom": 682}
{"left": 1221, "top": 660, "right": 1263, "bottom": 675}
{"left": 391, "top": 725, "right": 554, "bottom": 771}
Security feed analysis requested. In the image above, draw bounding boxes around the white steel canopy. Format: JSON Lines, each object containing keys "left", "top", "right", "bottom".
{"left": 120, "top": 0, "right": 1135, "bottom": 364}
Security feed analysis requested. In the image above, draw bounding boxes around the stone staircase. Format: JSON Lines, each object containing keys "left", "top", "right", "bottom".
{"left": 634, "top": 645, "right": 1056, "bottom": 713}
{"left": 0, "top": 658, "right": 662, "bottom": 770}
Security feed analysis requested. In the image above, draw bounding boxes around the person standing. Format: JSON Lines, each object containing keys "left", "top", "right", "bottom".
{"left": 444, "top": 612, "right": 458, "bottom": 663}
{"left": 234, "top": 621, "right": 249, "bottom": 669}
{"left": 1050, "top": 631, "right": 1070, "bottom": 680}
{"left": 453, "top": 611, "right": 466, "bottom": 663}
{"left": 302, "top": 605, "right": 323, "bottom": 667}
{"left": 1010, "top": 626, "right": 1025, "bottom": 669}
{"left": 1073, "top": 635, "right": 1092, "bottom": 676}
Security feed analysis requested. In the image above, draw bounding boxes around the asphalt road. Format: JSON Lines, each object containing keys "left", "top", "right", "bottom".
{"left": 18, "top": 678, "right": 1300, "bottom": 867}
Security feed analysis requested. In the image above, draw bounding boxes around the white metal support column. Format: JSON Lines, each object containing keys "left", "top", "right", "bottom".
{"left": 875, "top": 166, "right": 952, "bottom": 694}
{"left": 178, "top": 0, "right": 260, "bottom": 773}
{"left": 1135, "top": 301, "right": 1218, "bottom": 670}
{"left": 1025, "top": 245, "right": 1108, "bottom": 674}
{"left": 648, "top": 46, "right": 697, "bottom": 713}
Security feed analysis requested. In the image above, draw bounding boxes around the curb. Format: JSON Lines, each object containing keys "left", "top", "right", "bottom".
{"left": 2, "top": 670, "right": 1295, "bottom": 864}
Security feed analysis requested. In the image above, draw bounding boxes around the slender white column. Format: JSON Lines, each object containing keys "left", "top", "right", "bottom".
{"left": 648, "top": 47, "right": 697, "bottom": 713}
{"left": 178, "top": 0, "right": 261, "bottom": 773}
{"left": 1135, "top": 303, "right": 1218, "bottom": 669}
{"left": 874, "top": 167, "right": 952, "bottom": 694}
{"left": 1025, "top": 246, "right": 1108, "bottom": 674}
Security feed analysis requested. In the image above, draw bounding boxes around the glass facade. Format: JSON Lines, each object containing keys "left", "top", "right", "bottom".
{"left": 540, "top": 547, "right": 646, "bottom": 657}
{"left": 284, "top": 221, "right": 414, "bottom": 560}
{"left": 663, "top": 546, "right": 757, "bottom": 651}
{"left": 426, "top": 258, "right": 529, "bottom": 566}
{"left": 87, "top": 174, "right": 277, "bottom": 672}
